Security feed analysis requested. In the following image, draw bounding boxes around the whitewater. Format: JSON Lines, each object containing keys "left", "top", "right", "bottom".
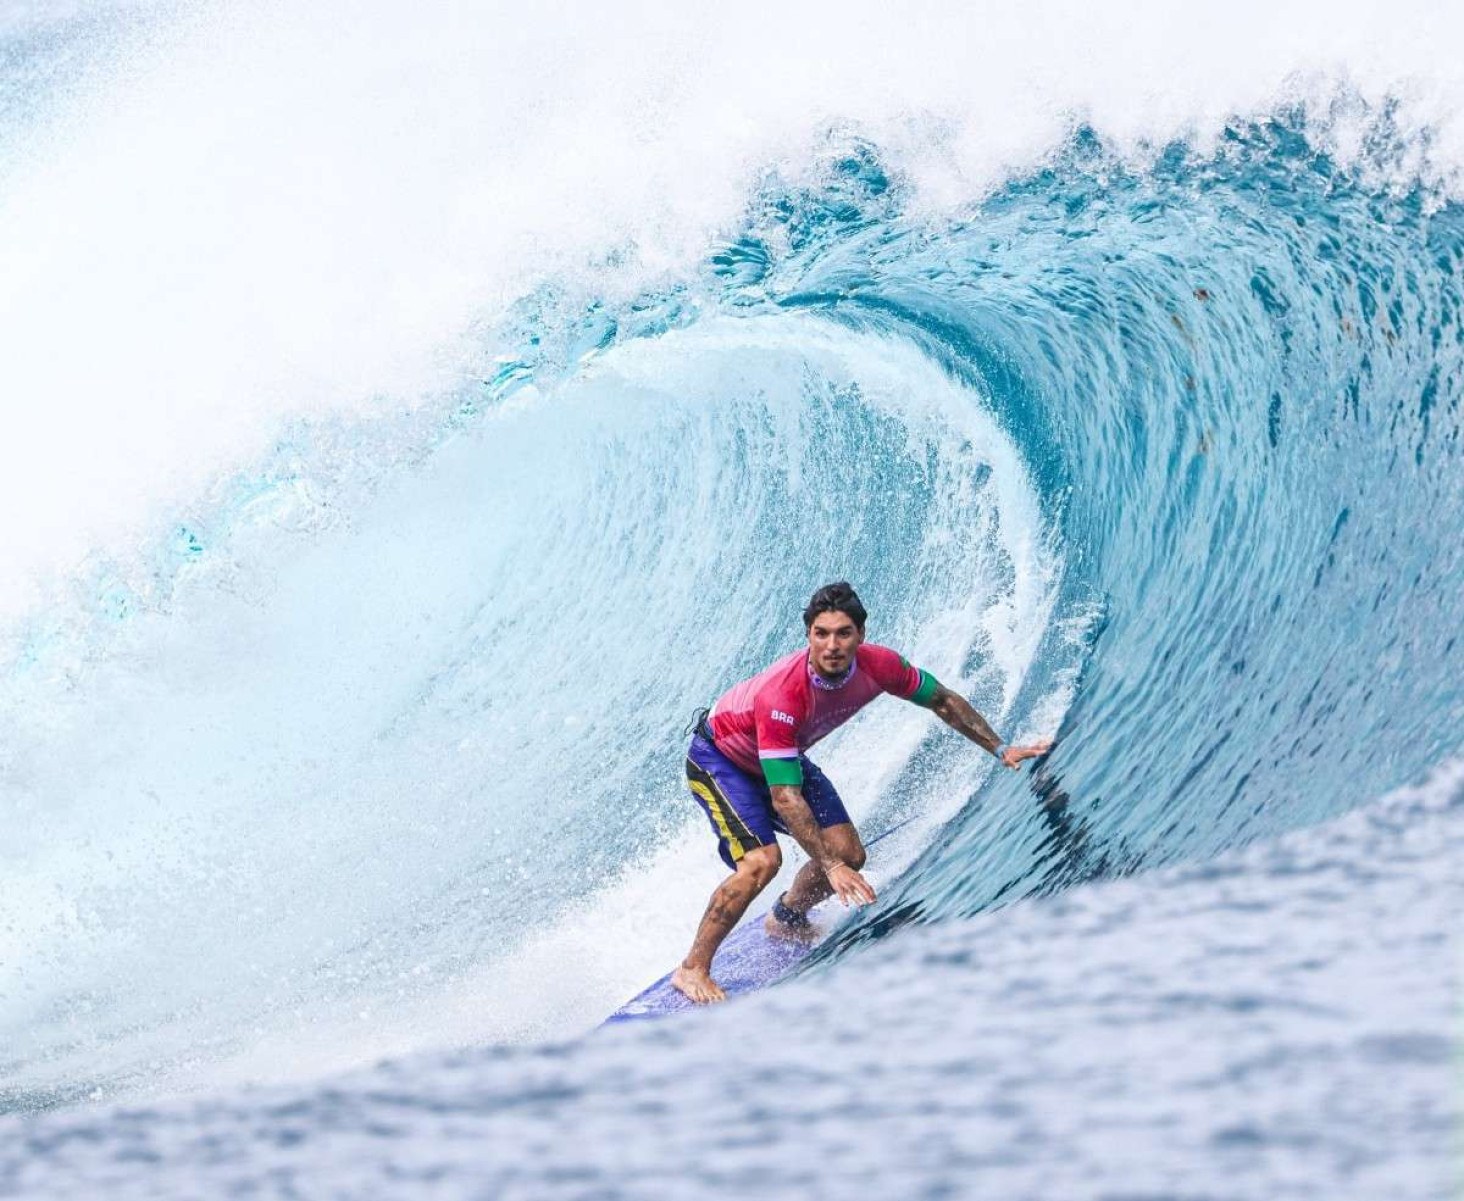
{"left": 1, "top": 1, "right": 1461, "bottom": 1197}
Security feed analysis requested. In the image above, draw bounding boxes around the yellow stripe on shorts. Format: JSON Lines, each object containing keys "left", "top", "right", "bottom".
{"left": 690, "top": 778, "right": 747, "bottom": 862}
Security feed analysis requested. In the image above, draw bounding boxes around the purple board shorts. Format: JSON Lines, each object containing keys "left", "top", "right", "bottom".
{"left": 685, "top": 730, "right": 851, "bottom": 869}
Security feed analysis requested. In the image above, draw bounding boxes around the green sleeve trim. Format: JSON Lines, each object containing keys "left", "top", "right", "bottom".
{"left": 911, "top": 669, "right": 941, "bottom": 707}
{"left": 761, "top": 757, "right": 804, "bottom": 788}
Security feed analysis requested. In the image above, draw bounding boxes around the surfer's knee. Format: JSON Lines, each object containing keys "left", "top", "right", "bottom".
{"left": 738, "top": 843, "right": 782, "bottom": 888}
{"left": 845, "top": 842, "right": 867, "bottom": 871}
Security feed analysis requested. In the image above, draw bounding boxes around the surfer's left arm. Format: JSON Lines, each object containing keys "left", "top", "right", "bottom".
{"left": 927, "top": 685, "right": 1052, "bottom": 769}
{"left": 865, "top": 644, "right": 1051, "bottom": 768}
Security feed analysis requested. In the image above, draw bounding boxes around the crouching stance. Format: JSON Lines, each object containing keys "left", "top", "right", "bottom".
{"left": 671, "top": 582, "right": 1051, "bottom": 1005}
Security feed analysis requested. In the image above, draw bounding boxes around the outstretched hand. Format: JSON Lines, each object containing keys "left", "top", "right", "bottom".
{"left": 998, "top": 739, "right": 1053, "bottom": 769}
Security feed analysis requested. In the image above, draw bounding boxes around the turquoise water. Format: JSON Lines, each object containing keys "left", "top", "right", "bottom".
{"left": 806, "top": 124, "right": 1464, "bottom": 933}
{"left": 6, "top": 761, "right": 1458, "bottom": 1199}
{"left": 0, "top": 6, "right": 1461, "bottom": 1196}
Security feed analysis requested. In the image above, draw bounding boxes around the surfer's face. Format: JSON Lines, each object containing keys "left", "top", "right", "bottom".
{"left": 807, "top": 610, "right": 863, "bottom": 680}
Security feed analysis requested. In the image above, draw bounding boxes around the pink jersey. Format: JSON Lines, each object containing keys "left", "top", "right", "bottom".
{"left": 707, "top": 643, "right": 939, "bottom": 786}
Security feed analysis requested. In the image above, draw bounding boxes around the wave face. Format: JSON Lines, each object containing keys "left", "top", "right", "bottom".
{"left": 2, "top": 89, "right": 1463, "bottom": 1123}
{"left": 819, "top": 123, "right": 1464, "bottom": 932}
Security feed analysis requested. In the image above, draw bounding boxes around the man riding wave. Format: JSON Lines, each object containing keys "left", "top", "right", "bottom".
{"left": 672, "top": 582, "right": 1052, "bottom": 1004}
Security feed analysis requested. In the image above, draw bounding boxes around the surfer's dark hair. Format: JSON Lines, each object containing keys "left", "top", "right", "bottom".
{"left": 803, "top": 582, "right": 867, "bottom": 632}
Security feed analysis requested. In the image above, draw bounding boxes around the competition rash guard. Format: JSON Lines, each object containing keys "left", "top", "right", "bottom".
{"left": 707, "top": 643, "right": 941, "bottom": 787}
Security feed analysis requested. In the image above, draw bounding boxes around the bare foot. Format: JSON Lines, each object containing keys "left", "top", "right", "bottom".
{"left": 764, "top": 910, "right": 823, "bottom": 944}
{"left": 670, "top": 964, "right": 726, "bottom": 1004}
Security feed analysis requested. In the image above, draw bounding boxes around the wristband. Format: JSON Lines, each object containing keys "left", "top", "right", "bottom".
{"left": 992, "top": 743, "right": 1008, "bottom": 761}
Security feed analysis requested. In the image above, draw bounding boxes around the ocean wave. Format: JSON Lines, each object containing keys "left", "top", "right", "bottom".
{"left": 2, "top": 100, "right": 1462, "bottom": 1109}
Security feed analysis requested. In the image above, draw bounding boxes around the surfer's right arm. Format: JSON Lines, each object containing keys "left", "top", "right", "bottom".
{"left": 768, "top": 784, "right": 877, "bottom": 905}
{"left": 754, "top": 691, "right": 876, "bottom": 906}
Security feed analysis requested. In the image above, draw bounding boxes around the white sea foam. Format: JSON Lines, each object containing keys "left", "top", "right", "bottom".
{"left": 1, "top": 0, "right": 1461, "bottom": 618}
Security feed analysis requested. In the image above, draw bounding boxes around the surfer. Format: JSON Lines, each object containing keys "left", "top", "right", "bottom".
{"left": 671, "top": 582, "right": 1051, "bottom": 1004}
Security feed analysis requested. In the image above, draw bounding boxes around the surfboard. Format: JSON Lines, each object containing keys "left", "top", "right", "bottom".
{"left": 604, "top": 910, "right": 825, "bottom": 1024}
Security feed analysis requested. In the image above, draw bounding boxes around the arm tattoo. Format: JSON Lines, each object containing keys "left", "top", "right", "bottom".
{"left": 769, "top": 785, "right": 841, "bottom": 871}
{"left": 931, "top": 685, "right": 1002, "bottom": 754}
